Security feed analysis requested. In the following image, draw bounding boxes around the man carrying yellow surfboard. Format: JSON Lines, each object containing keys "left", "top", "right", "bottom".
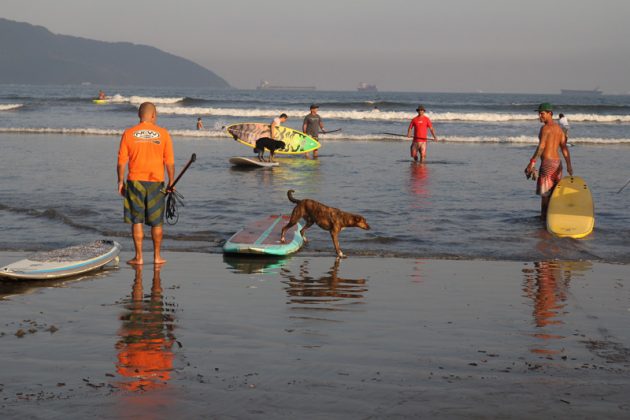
{"left": 524, "top": 102, "right": 573, "bottom": 219}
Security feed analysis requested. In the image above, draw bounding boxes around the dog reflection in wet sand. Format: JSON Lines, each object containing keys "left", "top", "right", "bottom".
{"left": 280, "top": 189, "right": 370, "bottom": 258}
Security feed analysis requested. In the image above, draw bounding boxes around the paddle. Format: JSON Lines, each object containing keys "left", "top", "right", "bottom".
{"left": 617, "top": 178, "right": 630, "bottom": 194}
{"left": 322, "top": 129, "right": 342, "bottom": 134}
{"left": 380, "top": 132, "right": 437, "bottom": 141}
{"left": 164, "top": 153, "right": 197, "bottom": 225}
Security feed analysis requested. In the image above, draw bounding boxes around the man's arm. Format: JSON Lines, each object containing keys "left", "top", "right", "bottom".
{"left": 271, "top": 123, "right": 277, "bottom": 139}
{"left": 166, "top": 164, "right": 175, "bottom": 189}
{"left": 430, "top": 127, "right": 438, "bottom": 141}
{"left": 319, "top": 119, "right": 325, "bottom": 134}
{"left": 525, "top": 127, "right": 546, "bottom": 175}
{"left": 117, "top": 164, "right": 126, "bottom": 196}
{"left": 407, "top": 121, "right": 413, "bottom": 138}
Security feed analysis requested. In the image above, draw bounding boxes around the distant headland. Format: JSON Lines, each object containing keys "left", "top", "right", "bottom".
{"left": 0, "top": 18, "right": 230, "bottom": 88}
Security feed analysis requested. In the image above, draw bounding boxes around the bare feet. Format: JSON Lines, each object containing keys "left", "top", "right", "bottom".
{"left": 127, "top": 258, "right": 143, "bottom": 265}
{"left": 154, "top": 257, "right": 167, "bottom": 265}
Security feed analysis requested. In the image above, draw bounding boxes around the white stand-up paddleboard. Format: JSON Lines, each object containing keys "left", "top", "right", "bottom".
{"left": 229, "top": 157, "right": 279, "bottom": 168}
{"left": 0, "top": 240, "right": 122, "bottom": 280}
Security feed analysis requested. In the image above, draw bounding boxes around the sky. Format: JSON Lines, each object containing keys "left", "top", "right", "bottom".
{"left": 3, "top": 0, "right": 629, "bottom": 93}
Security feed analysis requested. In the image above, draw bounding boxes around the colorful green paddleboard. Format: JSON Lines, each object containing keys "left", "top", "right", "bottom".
{"left": 226, "top": 123, "right": 320, "bottom": 155}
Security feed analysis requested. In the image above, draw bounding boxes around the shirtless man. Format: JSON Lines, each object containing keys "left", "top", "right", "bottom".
{"left": 271, "top": 113, "right": 288, "bottom": 139}
{"left": 525, "top": 103, "right": 573, "bottom": 218}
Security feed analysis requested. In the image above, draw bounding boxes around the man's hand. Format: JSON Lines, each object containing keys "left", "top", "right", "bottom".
{"left": 118, "top": 181, "right": 125, "bottom": 197}
{"left": 567, "top": 164, "right": 573, "bottom": 176}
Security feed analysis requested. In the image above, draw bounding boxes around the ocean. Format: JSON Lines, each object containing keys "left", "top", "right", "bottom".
{"left": 0, "top": 85, "right": 629, "bottom": 262}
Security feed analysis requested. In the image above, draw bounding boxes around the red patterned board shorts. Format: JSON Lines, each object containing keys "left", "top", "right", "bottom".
{"left": 536, "top": 158, "right": 562, "bottom": 197}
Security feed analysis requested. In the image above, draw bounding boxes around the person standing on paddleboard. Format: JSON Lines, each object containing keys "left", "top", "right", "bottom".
{"left": 117, "top": 102, "right": 175, "bottom": 265}
{"left": 524, "top": 103, "right": 573, "bottom": 219}
{"left": 303, "top": 104, "right": 326, "bottom": 159}
{"left": 407, "top": 105, "right": 438, "bottom": 162}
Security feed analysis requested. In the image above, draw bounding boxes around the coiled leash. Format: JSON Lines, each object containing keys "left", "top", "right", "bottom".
{"left": 163, "top": 153, "right": 196, "bottom": 225}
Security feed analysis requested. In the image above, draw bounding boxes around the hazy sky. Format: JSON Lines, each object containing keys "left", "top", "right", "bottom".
{"left": 3, "top": 0, "right": 629, "bottom": 93}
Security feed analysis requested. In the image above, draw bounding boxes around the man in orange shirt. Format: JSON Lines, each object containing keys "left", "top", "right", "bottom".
{"left": 117, "top": 102, "right": 175, "bottom": 265}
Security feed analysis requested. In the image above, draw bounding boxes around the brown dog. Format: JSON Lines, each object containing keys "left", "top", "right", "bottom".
{"left": 280, "top": 190, "right": 370, "bottom": 258}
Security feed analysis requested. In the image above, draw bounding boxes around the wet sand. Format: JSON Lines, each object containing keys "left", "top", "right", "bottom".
{"left": 0, "top": 251, "right": 629, "bottom": 419}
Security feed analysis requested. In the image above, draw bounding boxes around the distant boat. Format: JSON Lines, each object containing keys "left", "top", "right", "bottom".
{"left": 560, "top": 88, "right": 603, "bottom": 96}
{"left": 256, "top": 80, "right": 316, "bottom": 91}
{"left": 357, "top": 82, "right": 378, "bottom": 92}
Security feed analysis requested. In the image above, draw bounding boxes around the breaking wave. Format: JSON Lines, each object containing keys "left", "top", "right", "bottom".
{"left": 155, "top": 106, "right": 630, "bottom": 123}
{"left": 0, "top": 104, "right": 23, "bottom": 111}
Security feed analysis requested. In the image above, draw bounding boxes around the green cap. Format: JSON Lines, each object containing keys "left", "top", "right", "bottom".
{"left": 536, "top": 102, "right": 553, "bottom": 112}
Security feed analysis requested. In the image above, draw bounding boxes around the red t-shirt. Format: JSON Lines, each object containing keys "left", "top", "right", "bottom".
{"left": 408, "top": 115, "right": 433, "bottom": 142}
{"left": 117, "top": 121, "right": 175, "bottom": 182}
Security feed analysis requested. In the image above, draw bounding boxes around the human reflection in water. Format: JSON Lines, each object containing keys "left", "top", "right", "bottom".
{"left": 116, "top": 265, "right": 176, "bottom": 391}
{"left": 281, "top": 258, "right": 367, "bottom": 309}
{"left": 522, "top": 260, "right": 591, "bottom": 355}
{"left": 409, "top": 161, "right": 430, "bottom": 200}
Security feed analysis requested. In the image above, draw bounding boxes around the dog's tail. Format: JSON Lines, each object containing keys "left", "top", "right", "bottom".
{"left": 287, "top": 189, "right": 301, "bottom": 204}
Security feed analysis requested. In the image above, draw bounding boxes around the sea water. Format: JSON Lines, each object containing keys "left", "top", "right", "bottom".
{"left": 0, "top": 85, "right": 628, "bottom": 262}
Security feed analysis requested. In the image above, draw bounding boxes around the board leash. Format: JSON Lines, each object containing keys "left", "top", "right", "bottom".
{"left": 164, "top": 153, "right": 197, "bottom": 225}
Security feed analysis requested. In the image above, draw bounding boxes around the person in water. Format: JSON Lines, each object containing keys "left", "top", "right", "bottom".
{"left": 98, "top": 90, "right": 106, "bottom": 100}
{"left": 117, "top": 102, "right": 175, "bottom": 265}
{"left": 303, "top": 105, "right": 326, "bottom": 158}
{"left": 525, "top": 103, "right": 573, "bottom": 219}
{"left": 407, "top": 105, "right": 438, "bottom": 162}
{"left": 196, "top": 117, "right": 203, "bottom": 130}
{"left": 271, "top": 113, "right": 288, "bottom": 139}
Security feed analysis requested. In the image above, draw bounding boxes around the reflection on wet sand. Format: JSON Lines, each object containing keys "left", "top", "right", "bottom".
{"left": 223, "top": 254, "right": 289, "bottom": 275}
{"left": 115, "top": 265, "right": 177, "bottom": 391}
{"left": 281, "top": 258, "right": 367, "bottom": 311}
{"left": 522, "top": 260, "right": 592, "bottom": 355}
{"left": 0, "top": 269, "right": 114, "bottom": 300}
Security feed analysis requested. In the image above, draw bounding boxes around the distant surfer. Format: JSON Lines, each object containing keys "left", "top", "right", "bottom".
{"left": 98, "top": 90, "right": 106, "bottom": 100}
{"left": 407, "top": 105, "right": 438, "bottom": 162}
{"left": 196, "top": 117, "right": 203, "bottom": 130}
{"left": 303, "top": 104, "right": 326, "bottom": 158}
{"left": 558, "top": 113, "right": 569, "bottom": 139}
{"left": 525, "top": 103, "right": 573, "bottom": 219}
{"left": 117, "top": 102, "right": 175, "bottom": 265}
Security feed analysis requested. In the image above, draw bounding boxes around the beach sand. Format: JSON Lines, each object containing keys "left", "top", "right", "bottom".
{"left": 0, "top": 251, "right": 629, "bottom": 419}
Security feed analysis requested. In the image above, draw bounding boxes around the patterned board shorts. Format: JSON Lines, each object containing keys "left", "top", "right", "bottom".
{"left": 123, "top": 180, "right": 166, "bottom": 226}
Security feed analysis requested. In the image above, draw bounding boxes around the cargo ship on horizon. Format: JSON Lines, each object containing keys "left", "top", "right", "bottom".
{"left": 357, "top": 82, "right": 378, "bottom": 92}
{"left": 560, "top": 88, "right": 603, "bottom": 96}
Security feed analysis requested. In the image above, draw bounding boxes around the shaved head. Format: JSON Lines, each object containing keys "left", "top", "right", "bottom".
{"left": 138, "top": 102, "right": 156, "bottom": 121}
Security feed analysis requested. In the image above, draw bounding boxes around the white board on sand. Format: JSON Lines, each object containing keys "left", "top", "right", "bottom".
{"left": 0, "top": 240, "right": 122, "bottom": 280}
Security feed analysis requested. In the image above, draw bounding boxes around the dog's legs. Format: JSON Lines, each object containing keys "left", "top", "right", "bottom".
{"left": 299, "top": 218, "right": 315, "bottom": 242}
{"left": 330, "top": 229, "right": 345, "bottom": 258}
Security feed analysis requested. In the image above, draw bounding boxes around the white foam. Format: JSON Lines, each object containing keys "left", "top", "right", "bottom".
{"left": 155, "top": 106, "right": 630, "bottom": 123}
{"left": 0, "top": 104, "right": 23, "bottom": 111}
{"left": 107, "top": 95, "right": 184, "bottom": 105}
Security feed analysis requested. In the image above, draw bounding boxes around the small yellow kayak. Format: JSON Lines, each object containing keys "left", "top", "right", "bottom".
{"left": 546, "top": 176, "right": 595, "bottom": 238}
{"left": 92, "top": 99, "right": 109, "bottom": 104}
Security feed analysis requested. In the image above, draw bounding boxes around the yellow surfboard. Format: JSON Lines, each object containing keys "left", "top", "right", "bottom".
{"left": 546, "top": 176, "right": 595, "bottom": 238}
{"left": 226, "top": 123, "right": 320, "bottom": 155}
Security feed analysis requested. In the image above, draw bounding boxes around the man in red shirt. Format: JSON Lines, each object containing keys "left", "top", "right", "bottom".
{"left": 407, "top": 105, "right": 439, "bottom": 162}
{"left": 117, "top": 102, "right": 175, "bottom": 265}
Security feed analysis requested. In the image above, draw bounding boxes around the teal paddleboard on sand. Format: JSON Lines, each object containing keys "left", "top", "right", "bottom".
{"left": 226, "top": 123, "right": 320, "bottom": 155}
{"left": 223, "top": 215, "right": 303, "bottom": 256}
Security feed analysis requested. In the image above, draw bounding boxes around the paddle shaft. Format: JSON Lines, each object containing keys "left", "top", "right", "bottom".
{"left": 170, "top": 153, "right": 196, "bottom": 189}
{"left": 381, "top": 132, "right": 435, "bottom": 141}
{"left": 323, "top": 129, "right": 342, "bottom": 134}
{"left": 617, "top": 178, "right": 630, "bottom": 194}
